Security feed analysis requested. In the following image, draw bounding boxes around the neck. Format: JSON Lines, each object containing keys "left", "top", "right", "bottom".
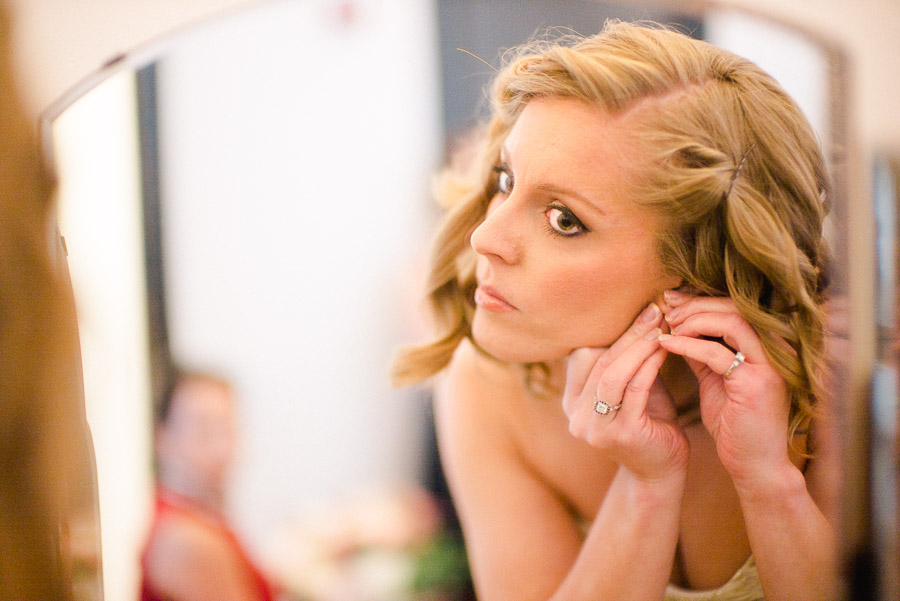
{"left": 658, "top": 354, "right": 700, "bottom": 413}
{"left": 158, "top": 470, "right": 225, "bottom": 511}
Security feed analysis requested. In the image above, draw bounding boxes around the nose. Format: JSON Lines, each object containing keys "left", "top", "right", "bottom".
{"left": 470, "top": 195, "right": 521, "bottom": 264}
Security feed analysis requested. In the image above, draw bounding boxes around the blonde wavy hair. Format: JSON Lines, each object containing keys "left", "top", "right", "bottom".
{"left": 392, "top": 20, "right": 830, "bottom": 439}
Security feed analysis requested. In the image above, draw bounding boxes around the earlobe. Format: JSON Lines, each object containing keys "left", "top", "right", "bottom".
{"left": 655, "top": 278, "right": 684, "bottom": 312}
{"left": 655, "top": 290, "right": 672, "bottom": 314}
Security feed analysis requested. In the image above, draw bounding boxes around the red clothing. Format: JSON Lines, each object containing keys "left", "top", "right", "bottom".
{"left": 139, "top": 487, "right": 277, "bottom": 601}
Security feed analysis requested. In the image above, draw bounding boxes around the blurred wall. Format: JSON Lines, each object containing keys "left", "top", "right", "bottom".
{"left": 44, "top": 2, "right": 442, "bottom": 600}
{"left": 153, "top": 0, "right": 441, "bottom": 560}
{"left": 6, "top": 0, "right": 900, "bottom": 155}
{"left": 6, "top": 0, "right": 252, "bottom": 121}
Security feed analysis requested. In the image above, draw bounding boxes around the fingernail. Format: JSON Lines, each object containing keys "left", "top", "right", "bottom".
{"left": 644, "top": 327, "right": 662, "bottom": 340}
{"left": 665, "top": 307, "right": 680, "bottom": 321}
{"left": 664, "top": 289, "right": 688, "bottom": 303}
{"left": 657, "top": 333, "right": 674, "bottom": 341}
{"left": 639, "top": 303, "right": 660, "bottom": 323}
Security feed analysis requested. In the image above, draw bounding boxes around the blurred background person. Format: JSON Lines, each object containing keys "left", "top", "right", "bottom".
{"left": 140, "top": 370, "right": 281, "bottom": 601}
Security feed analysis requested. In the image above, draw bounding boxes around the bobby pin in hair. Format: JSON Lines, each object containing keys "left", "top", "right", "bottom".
{"left": 725, "top": 143, "right": 756, "bottom": 199}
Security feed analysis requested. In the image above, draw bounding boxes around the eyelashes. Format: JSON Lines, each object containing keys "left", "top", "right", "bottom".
{"left": 492, "top": 163, "right": 589, "bottom": 238}
{"left": 492, "top": 164, "right": 514, "bottom": 195}
{"left": 544, "top": 205, "right": 587, "bottom": 237}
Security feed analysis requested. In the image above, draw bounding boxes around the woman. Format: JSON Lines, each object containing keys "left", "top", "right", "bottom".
{"left": 141, "top": 371, "right": 281, "bottom": 601}
{"left": 393, "top": 21, "right": 836, "bottom": 601}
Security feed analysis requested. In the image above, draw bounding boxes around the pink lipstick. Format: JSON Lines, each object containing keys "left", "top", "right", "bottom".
{"left": 474, "top": 286, "right": 516, "bottom": 312}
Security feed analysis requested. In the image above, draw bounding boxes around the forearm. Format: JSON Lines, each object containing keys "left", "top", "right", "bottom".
{"left": 550, "top": 466, "right": 685, "bottom": 601}
{"left": 735, "top": 464, "right": 837, "bottom": 601}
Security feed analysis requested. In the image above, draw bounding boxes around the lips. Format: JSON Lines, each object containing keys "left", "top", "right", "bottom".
{"left": 474, "top": 285, "right": 516, "bottom": 312}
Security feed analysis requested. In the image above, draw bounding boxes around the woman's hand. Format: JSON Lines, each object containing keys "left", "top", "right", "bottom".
{"left": 562, "top": 303, "right": 689, "bottom": 482}
{"left": 657, "top": 290, "right": 792, "bottom": 489}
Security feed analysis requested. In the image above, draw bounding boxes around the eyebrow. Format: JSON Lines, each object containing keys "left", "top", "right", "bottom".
{"left": 500, "top": 146, "right": 607, "bottom": 215}
{"left": 536, "top": 183, "right": 606, "bottom": 214}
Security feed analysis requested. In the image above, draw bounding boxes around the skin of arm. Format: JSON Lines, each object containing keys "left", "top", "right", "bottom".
{"left": 732, "top": 457, "right": 837, "bottom": 601}
{"left": 435, "top": 339, "right": 687, "bottom": 601}
{"left": 144, "top": 514, "right": 264, "bottom": 601}
{"left": 659, "top": 292, "right": 838, "bottom": 600}
{"left": 733, "top": 361, "right": 838, "bottom": 601}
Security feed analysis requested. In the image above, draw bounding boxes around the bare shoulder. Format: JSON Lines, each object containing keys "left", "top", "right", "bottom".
{"left": 431, "top": 342, "right": 640, "bottom": 601}
{"left": 145, "top": 513, "right": 257, "bottom": 601}
{"left": 145, "top": 513, "right": 232, "bottom": 575}
{"left": 433, "top": 338, "right": 559, "bottom": 498}
{"left": 435, "top": 339, "right": 610, "bottom": 489}
{"left": 441, "top": 338, "right": 528, "bottom": 397}
{"left": 432, "top": 341, "right": 589, "bottom": 600}
{"left": 434, "top": 338, "right": 532, "bottom": 444}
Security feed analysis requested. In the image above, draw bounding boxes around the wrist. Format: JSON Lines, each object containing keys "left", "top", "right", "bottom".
{"left": 731, "top": 459, "right": 806, "bottom": 505}
{"left": 621, "top": 465, "right": 688, "bottom": 506}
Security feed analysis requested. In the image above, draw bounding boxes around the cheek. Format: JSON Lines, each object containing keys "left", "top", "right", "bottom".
{"left": 542, "top": 270, "right": 636, "bottom": 333}
{"left": 534, "top": 252, "right": 667, "bottom": 345}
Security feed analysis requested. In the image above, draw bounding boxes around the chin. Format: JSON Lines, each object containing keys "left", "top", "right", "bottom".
{"left": 472, "top": 320, "right": 568, "bottom": 364}
{"left": 472, "top": 311, "right": 628, "bottom": 364}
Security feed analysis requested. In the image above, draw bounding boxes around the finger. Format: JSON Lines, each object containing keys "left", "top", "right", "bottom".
{"left": 661, "top": 288, "right": 695, "bottom": 308}
{"left": 657, "top": 333, "right": 745, "bottom": 377}
{"left": 588, "top": 302, "right": 663, "bottom": 374}
{"left": 565, "top": 347, "right": 606, "bottom": 400}
{"left": 617, "top": 347, "right": 668, "bottom": 421}
{"left": 663, "top": 296, "right": 739, "bottom": 328}
{"left": 586, "top": 327, "right": 663, "bottom": 416}
{"left": 646, "top": 375, "right": 678, "bottom": 422}
{"left": 668, "top": 312, "right": 766, "bottom": 363}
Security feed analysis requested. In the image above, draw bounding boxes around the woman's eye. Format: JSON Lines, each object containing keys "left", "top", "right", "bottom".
{"left": 493, "top": 166, "right": 514, "bottom": 195}
{"left": 545, "top": 206, "right": 586, "bottom": 237}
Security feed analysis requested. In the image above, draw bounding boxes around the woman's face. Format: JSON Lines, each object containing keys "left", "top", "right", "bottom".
{"left": 157, "top": 379, "right": 239, "bottom": 491}
{"left": 470, "top": 97, "right": 679, "bottom": 363}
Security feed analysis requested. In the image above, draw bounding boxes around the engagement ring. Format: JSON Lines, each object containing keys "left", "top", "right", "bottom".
{"left": 593, "top": 396, "right": 623, "bottom": 415}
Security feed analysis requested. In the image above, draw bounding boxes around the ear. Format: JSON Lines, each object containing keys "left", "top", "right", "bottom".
{"left": 665, "top": 275, "right": 685, "bottom": 290}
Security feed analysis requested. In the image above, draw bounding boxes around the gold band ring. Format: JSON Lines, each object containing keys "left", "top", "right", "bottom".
{"left": 723, "top": 351, "right": 746, "bottom": 378}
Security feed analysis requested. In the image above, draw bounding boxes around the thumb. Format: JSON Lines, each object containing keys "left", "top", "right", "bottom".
{"left": 645, "top": 377, "right": 677, "bottom": 421}
{"left": 683, "top": 356, "right": 712, "bottom": 381}
{"left": 565, "top": 347, "right": 605, "bottom": 398}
